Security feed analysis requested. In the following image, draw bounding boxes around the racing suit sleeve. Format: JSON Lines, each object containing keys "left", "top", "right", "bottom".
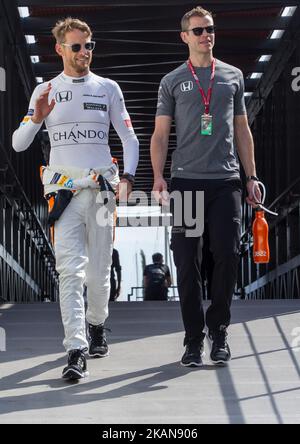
{"left": 109, "top": 81, "right": 139, "bottom": 176}
{"left": 12, "top": 84, "right": 44, "bottom": 152}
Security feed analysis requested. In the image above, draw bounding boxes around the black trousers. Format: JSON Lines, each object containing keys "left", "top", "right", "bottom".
{"left": 170, "top": 177, "right": 242, "bottom": 344}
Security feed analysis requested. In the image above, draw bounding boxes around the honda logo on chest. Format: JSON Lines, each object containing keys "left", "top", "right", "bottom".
{"left": 180, "top": 81, "right": 193, "bottom": 92}
{"left": 56, "top": 91, "right": 72, "bottom": 103}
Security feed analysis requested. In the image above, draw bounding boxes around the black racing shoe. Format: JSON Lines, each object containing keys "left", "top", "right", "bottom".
{"left": 208, "top": 326, "right": 231, "bottom": 366}
{"left": 62, "top": 349, "right": 89, "bottom": 380}
{"left": 88, "top": 323, "right": 110, "bottom": 358}
{"left": 181, "top": 341, "right": 205, "bottom": 367}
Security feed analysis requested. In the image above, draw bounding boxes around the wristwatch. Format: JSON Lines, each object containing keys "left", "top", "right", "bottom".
{"left": 121, "top": 173, "right": 135, "bottom": 185}
{"left": 246, "top": 175, "right": 259, "bottom": 182}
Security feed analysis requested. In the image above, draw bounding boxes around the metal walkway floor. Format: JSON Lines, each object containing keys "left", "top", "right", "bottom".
{"left": 0, "top": 300, "right": 300, "bottom": 424}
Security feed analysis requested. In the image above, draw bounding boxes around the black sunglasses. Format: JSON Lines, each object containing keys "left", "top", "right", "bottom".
{"left": 61, "top": 41, "right": 96, "bottom": 52}
{"left": 184, "top": 26, "right": 215, "bottom": 36}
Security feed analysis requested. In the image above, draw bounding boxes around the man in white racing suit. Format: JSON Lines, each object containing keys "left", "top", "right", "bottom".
{"left": 12, "top": 18, "right": 139, "bottom": 380}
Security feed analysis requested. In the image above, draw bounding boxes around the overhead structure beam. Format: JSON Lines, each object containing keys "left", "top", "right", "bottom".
{"left": 21, "top": 16, "right": 290, "bottom": 32}
{"left": 1, "top": 0, "right": 35, "bottom": 100}
{"left": 30, "top": 38, "right": 278, "bottom": 54}
{"left": 28, "top": 37, "right": 278, "bottom": 56}
{"left": 247, "top": 5, "right": 300, "bottom": 124}
{"left": 17, "top": 0, "right": 300, "bottom": 6}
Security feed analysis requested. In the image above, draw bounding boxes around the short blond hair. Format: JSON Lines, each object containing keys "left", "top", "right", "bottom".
{"left": 181, "top": 6, "right": 213, "bottom": 31}
{"left": 52, "top": 17, "right": 92, "bottom": 43}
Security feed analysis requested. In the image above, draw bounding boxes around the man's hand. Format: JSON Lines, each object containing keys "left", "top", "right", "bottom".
{"left": 246, "top": 180, "right": 262, "bottom": 208}
{"left": 31, "top": 83, "right": 55, "bottom": 124}
{"left": 116, "top": 287, "right": 121, "bottom": 299}
{"left": 116, "top": 178, "right": 132, "bottom": 202}
{"left": 152, "top": 176, "right": 169, "bottom": 206}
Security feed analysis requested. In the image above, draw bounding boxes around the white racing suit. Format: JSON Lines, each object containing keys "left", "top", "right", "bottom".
{"left": 42, "top": 163, "right": 119, "bottom": 351}
{"left": 12, "top": 71, "right": 139, "bottom": 352}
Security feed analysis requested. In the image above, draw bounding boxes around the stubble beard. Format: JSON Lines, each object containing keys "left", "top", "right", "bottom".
{"left": 72, "top": 58, "right": 91, "bottom": 75}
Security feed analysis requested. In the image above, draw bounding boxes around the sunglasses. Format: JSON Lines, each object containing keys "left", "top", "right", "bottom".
{"left": 184, "top": 26, "right": 215, "bottom": 36}
{"left": 61, "top": 41, "right": 96, "bottom": 52}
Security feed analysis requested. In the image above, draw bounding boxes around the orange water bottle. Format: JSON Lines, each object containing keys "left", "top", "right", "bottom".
{"left": 252, "top": 209, "right": 270, "bottom": 263}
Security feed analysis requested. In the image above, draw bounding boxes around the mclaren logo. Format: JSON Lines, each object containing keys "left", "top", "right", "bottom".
{"left": 180, "top": 81, "right": 193, "bottom": 92}
{"left": 55, "top": 91, "right": 72, "bottom": 103}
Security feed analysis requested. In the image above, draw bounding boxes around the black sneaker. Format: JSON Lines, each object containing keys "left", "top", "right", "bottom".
{"left": 181, "top": 341, "right": 205, "bottom": 367}
{"left": 88, "top": 323, "right": 110, "bottom": 358}
{"left": 62, "top": 349, "right": 89, "bottom": 380}
{"left": 208, "top": 326, "right": 231, "bottom": 365}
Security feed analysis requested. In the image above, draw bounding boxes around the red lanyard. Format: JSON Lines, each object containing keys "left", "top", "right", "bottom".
{"left": 187, "top": 58, "right": 216, "bottom": 114}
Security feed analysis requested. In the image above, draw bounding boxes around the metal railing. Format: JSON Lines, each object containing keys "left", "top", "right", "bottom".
{"left": 127, "top": 286, "right": 179, "bottom": 302}
{"left": 0, "top": 141, "right": 59, "bottom": 302}
{"left": 127, "top": 281, "right": 219, "bottom": 301}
